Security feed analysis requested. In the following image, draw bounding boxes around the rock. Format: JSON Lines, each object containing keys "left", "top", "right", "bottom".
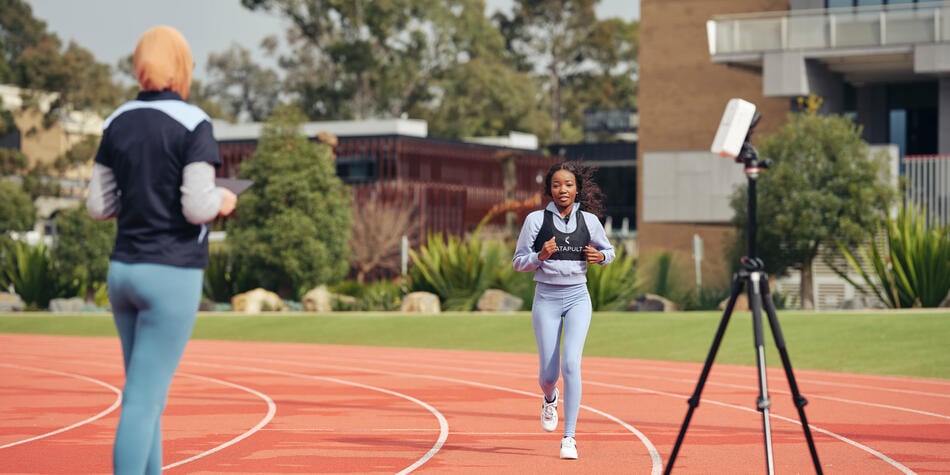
{"left": 302, "top": 285, "right": 333, "bottom": 313}
{"left": 231, "top": 288, "right": 288, "bottom": 313}
{"left": 49, "top": 297, "right": 86, "bottom": 313}
{"left": 400, "top": 291, "right": 441, "bottom": 313}
{"left": 0, "top": 292, "right": 25, "bottom": 312}
{"left": 630, "top": 293, "right": 680, "bottom": 312}
{"left": 477, "top": 289, "right": 523, "bottom": 312}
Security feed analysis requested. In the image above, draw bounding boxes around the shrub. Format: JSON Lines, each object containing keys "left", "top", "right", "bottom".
{"left": 587, "top": 246, "right": 639, "bottom": 311}
{"left": 834, "top": 204, "right": 950, "bottom": 308}
{"left": 409, "top": 233, "right": 506, "bottom": 310}
{"left": 0, "top": 241, "right": 78, "bottom": 310}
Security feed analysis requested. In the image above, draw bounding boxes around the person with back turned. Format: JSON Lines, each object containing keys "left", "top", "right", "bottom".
{"left": 86, "top": 25, "right": 237, "bottom": 474}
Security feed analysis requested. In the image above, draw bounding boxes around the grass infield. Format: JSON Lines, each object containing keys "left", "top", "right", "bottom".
{"left": 1, "top": 309, "right": 948, "bottom": 379}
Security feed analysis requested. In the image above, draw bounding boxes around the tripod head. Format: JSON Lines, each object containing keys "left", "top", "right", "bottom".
{"left": 736, "top": 112, "right": 771, "bottom": 180}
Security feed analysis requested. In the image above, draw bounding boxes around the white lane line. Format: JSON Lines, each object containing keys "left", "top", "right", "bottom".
{"left": 589, "top": 380, "right": 916, "bottom": 475}
{"left": 0, "top": 363, "right": 121, "bottom": 449}
{"left": 221, "top": 352, "right": 922, "bottom": 474}
{"left": 192, "top": 355, "right": 663, "bottom": 475}
{"left": 163, "top": 372, "right": 276, "bottom": 470}
{"left": 303, "top": 352, "right": 950, "bottom": 418}
{"left": 184, "top": 361, "right": 449, "bottom": 475}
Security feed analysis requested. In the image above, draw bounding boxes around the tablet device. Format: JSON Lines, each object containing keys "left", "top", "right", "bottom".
{"left": 215, "top": 178, "right": 254, "bottom": 195}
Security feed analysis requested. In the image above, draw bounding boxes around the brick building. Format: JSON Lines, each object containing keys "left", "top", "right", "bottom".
{"left": 638, "top": 0, "right": 948, "bottom": 304}
{"left": 213, "top": 119, "right": 560, "bottom": 239}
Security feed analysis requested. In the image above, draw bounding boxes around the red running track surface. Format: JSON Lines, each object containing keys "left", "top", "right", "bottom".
{"left": 1, "top": 334, "right": 948, "bottom": 474}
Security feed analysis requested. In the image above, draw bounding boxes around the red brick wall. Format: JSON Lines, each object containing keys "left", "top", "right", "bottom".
{"left": 638, "top": 0, "right": 791, "bottom": 286}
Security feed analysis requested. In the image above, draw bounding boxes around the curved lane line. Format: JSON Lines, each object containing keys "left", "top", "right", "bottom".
{"left": 192, "top": 356, "right": 662, "bottom": 475}
{"left": 312, "top": 353, "right": 950, "bottom": 419}
{"left": 0, "top": 363, "right": 121, "bottom": 449}
{"left": 162, "top": 372, "right": 277, "bottom": 471}
{"left": 240, "top": 352, "right": 920, "bottom": 474}
{"left": 588, "top": 380, "right": 916, "bottom": 475}
{"left": 184, "top": 361, "right": 449, "bottom": 475}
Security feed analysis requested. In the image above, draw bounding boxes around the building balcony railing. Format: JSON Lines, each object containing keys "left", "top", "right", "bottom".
{"left": 708, "top": 1, "right": 950, "bottom": 56}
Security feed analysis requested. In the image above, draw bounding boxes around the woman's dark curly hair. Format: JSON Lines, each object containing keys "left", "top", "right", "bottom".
{"left": 542, "top": 161, "right": 606, "bottom": 219}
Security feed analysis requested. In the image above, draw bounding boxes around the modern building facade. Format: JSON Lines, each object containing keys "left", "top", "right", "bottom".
{"left": 638, "top": 0, "right": 948, "bottom": 305}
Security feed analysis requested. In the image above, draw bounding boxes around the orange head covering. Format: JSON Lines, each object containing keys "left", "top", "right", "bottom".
{"left": 133, "top": 26, "right": 194, "bottom": 100}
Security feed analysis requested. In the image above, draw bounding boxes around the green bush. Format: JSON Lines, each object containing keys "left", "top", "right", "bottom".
{"left": 834, "top": 204, "right": 950, "bottom": 308}
{"left": 203, "top": 246, "right": 258, "bottom": 303}
{"left": 331, "top": 280, "right": 403, "bottom": 311}
{"left": 491, "top": 258, "right": 535, "bottom": 310}
{"left": 0, "top": 241, "right": 78, "bottom": 310}
{"left": 409, "top": 233, "right": 506, "bottom": 310}
{"left": 587, "top": 246, "right": 639, "bottom": 311}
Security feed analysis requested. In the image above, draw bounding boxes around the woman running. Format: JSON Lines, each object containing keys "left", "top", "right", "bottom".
{"left": 512, "top": 161, "right": 615, "bottom": 460}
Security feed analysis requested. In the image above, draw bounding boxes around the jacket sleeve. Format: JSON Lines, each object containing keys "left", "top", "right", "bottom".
{"left": 585, "top": 212, "right": 615, "bottom": 266}
{"left": 180, "top": 162, "right": 224, "bottom": 224}
{"left": 512, "top": 211, "right": 543, "bottom": 272}
{"left": 86, "top": 163, "right": 118, "bottom": 220}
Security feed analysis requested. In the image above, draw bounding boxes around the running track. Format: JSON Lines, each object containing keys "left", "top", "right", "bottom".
{"left": 1, "top": 334, "right": 948, "bottom": 474}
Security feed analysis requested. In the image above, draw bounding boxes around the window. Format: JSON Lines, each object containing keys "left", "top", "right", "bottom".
{"left": 827, "top": 0, "right": 937, "bottom": 5}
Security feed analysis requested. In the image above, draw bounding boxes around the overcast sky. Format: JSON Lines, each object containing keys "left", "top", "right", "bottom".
{"left": 25, "top": 0, "right": 638, "bottom": 83}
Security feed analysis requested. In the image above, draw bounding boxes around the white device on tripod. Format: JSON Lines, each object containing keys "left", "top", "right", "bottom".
{"left": 710, "top": 98, "right": 757, "bottom": 159}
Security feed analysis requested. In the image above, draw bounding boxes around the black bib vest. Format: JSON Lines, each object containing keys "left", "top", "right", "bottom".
{"left": 532, "top": 210, "right": 591, "bottom": 261}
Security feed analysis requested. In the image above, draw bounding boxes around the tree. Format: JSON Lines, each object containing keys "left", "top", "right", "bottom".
{"left": 242, "top": 0, "right": 507, "bottom": 120}
{"left": 560, "top": 17, "right": 638, "bottom": 141}
{"left": 225, "top": 105, "right": 351, "bottom": 297}
{"left": 729, "top": 110, "right": 895, "bottom": 309}
{"left": 500, "top": 0, "right": 598, "bottom": 142}
{"left": 49, "top": 206, "right": 115, "bottom": 300}
{"left": 348, "top": 198, "right": 422, "bottom": 283}
{"left": 0, "top": 179, "right": 34, "bottom": 233}
{"left": 2, "top": 0, "right": 122, "bottom": 117}
{"left": 204, "top": 44, "right": 282, "bottom": 121}
{"left": 410, "top": 57, "right": 550, "bottom": 141}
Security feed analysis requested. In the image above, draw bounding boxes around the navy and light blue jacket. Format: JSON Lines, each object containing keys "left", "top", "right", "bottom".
{"left": 88, "top": 90, "right": 222, "bottom": 269}
{"left": 513, "top": 202, "right": 615, "bottom": 285}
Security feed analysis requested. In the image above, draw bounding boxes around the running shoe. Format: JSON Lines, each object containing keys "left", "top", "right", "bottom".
{"left": 560, "top": 436, "right": 578, "bottom": 459}
{"left": 541, "top": 388, "right": 558, "bottom": 432}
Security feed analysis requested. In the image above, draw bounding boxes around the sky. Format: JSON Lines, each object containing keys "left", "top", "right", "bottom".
{"left": 25, "top": 0, "right": 639, "bottom": 82}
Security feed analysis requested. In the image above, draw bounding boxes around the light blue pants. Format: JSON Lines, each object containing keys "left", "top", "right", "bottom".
{"left": 532, "top": 282, "right": 592, "bottom": 438}
{"left": 107, "top": 261, "right": 203, "bottom": 475}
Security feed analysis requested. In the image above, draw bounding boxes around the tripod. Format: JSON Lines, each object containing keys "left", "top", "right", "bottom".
{"left": 663, "top": 121, "right": 822, "bottom": 475}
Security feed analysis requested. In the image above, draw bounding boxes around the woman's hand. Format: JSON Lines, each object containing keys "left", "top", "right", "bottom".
{"left": 218, "top": 188, "right": 238, "bottom": 217}
{"left": 538, "top": 236, "right": 557, "bottom": 261}
{"left": 584, "top": 245, "right": 604, "bottom": 264}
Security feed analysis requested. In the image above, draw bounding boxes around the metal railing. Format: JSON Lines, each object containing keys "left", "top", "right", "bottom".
{"left": 708, "top": 1, "right": 950, "bottom": 55}
{"left": 902, "top": 154, "right": 950, "bottom": 228}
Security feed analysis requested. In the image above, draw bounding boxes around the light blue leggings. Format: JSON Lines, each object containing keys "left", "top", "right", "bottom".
{"left": 107, "top": 261, "right": 203, "bottom": 475}
{"left": 532, "top": 282, "right": 593, "bottom": 438}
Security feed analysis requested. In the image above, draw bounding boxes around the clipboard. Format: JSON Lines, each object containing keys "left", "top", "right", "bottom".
{"left": 215, "top": 178, "right": 254, "bottom": 195}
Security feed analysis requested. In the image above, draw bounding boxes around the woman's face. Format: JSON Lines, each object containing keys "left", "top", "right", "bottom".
{"left": 550, "top": 169, "right": 578, "bottom": 210}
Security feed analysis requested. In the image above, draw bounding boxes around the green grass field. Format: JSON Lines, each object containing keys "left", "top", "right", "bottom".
{"left": 2, "top": 309, "right": 948, "bottom": 379}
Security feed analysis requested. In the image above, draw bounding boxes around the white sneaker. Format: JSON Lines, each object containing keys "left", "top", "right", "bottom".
{"left": 541, "top": 388, "right": 558, "bottom": 432}
{"left": 560, "top": 436, "right": 578, "bottom": 459}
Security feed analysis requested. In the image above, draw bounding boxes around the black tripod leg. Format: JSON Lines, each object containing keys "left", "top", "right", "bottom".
{"left": 749, "top": 272, "right": 775, "bottom": 474}
{"left": 759, "top": 278, "right": 824, "bottom": 474}
{"left": 664, "top": 273, "right": 745, "bottom": 475}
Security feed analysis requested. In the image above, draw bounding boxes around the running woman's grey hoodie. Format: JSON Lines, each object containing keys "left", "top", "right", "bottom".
{"left": 512, "top": 202, "right": 615, "bottom": 285}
